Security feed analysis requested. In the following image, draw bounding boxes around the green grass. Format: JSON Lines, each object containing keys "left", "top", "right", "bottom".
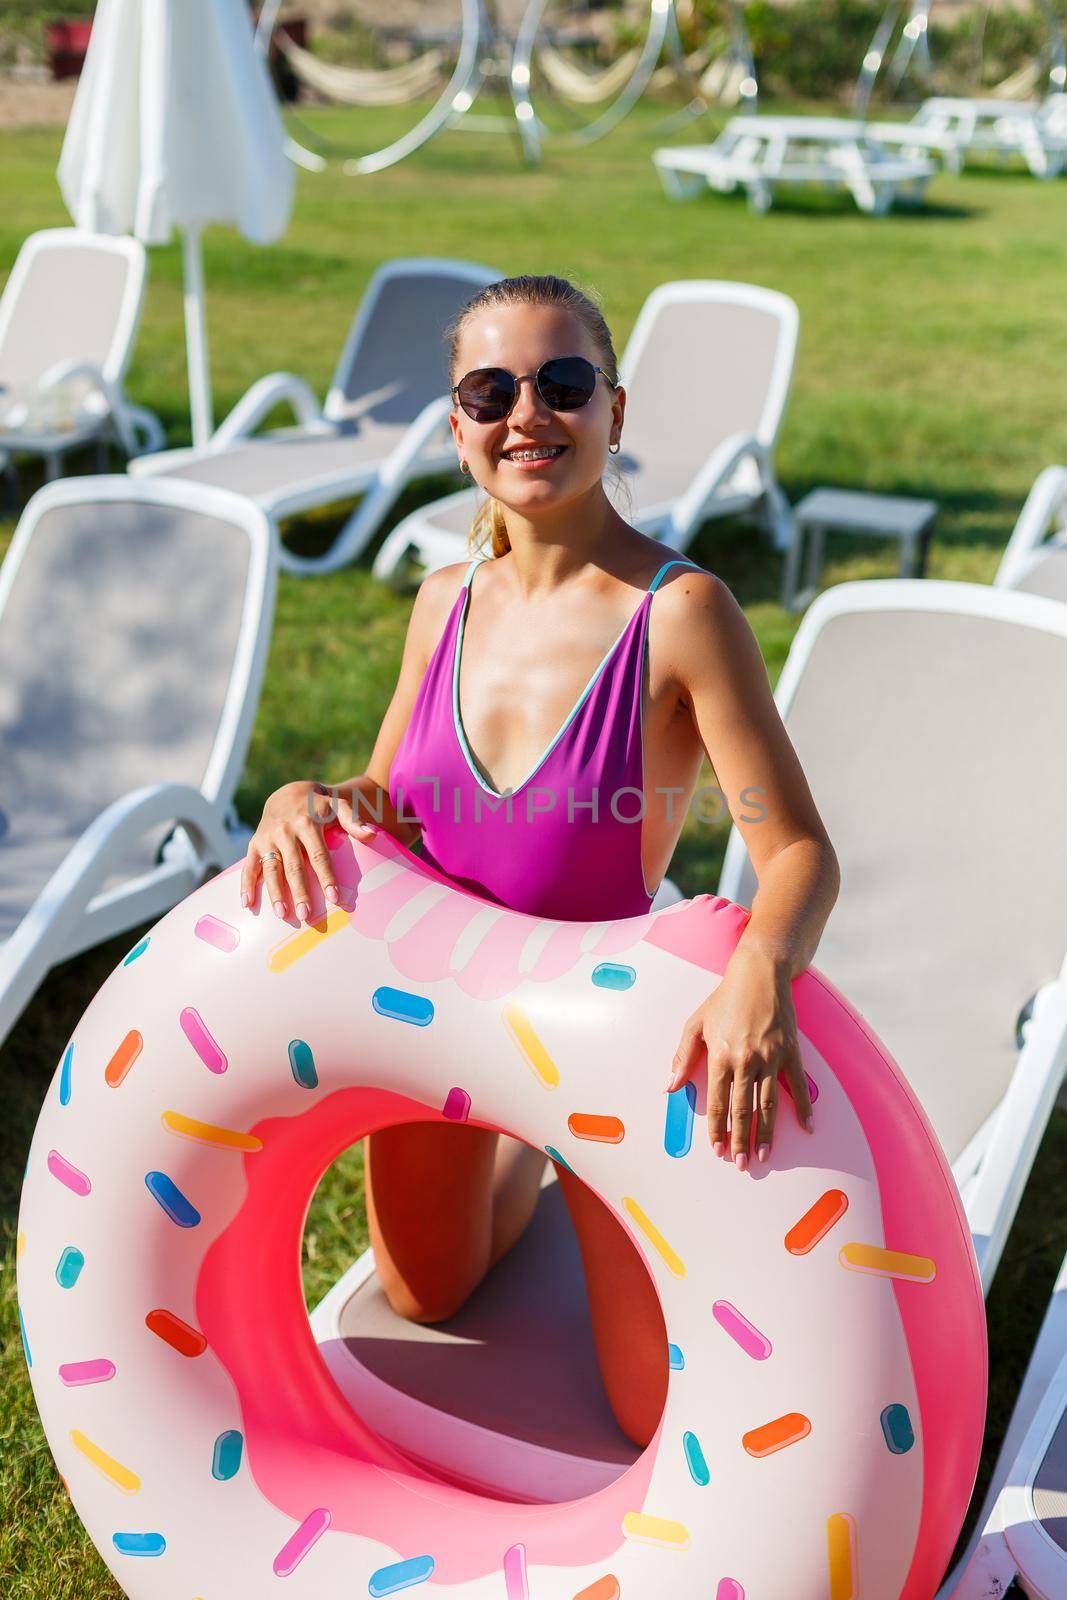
{"left": 2, "top": 99, "right": 1067, "bottom": 1594}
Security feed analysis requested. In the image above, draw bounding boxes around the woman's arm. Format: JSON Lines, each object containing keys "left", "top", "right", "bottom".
{"left": 659, "top": 572, "right": 840, "bottom": 1167}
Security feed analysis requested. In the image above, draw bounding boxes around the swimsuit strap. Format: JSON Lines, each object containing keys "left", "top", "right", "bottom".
{"left": 647, "top": 556, "right": 702, "bottom": 595}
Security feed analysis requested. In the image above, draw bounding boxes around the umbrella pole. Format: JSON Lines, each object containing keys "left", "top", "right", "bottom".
{"left": 181, "top": 226, "right": 215, "bottom": 448}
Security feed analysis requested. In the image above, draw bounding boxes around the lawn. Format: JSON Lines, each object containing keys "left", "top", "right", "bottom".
{"left": 1, "top": 97, "right": 1066, "bottom": 1596}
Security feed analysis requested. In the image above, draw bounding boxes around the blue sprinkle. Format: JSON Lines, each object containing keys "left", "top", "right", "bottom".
{"left": 544, "top": 1145, "right": 574, "bottom": 1174}
{"left": 664, "top": 1081, "right": 697, "bottom": 1159}
{"left": 123, "top": 936, "right": 150, "bottom": 966}
{"left": 211, "top": 1430, "right": 243, "bottom": 1480}
{"left": 59, "top": 1042, "right": 74, "bottom": 1106}
{"left": 369, "top": 1555, "right": 435, "bottom": 1595}
{"left": 18, "top": 1304, "right": 31, "bottom": 1368}
{"left": 288, "top": 1039, "right": 318, "bottom": 1090}
{"left": 591, "top": 962, "right": 636, "bottom": 991}
{"left": 145, "top": 1172, "right": 201, "bottom": 1228}
{"left": 371, "top": 987, "right": 434, "bottom": 1027}
{"left": 56, "top": 1246, "right": 85, "bottom": 1289}
{"left": 683, "top": 1430, "right": 710, "bottom": 1486}
{"left": 113, "top": 1532, "right": 166, "bottom": 1557}
{"left": 880, "top": 1403, "right": 915, "bottom": 1455}
{"left": 668, "top": 1343, "right": 685, "bottom": 1370}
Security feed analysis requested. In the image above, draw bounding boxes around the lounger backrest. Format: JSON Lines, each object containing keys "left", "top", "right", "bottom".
{"left": 995, "top": 466, "right": 1067, "bottom": 600}
{"left": 619, "top": 281, "right": 797, "bottom": 464}
{"left": 0, "top": 480, "right": 273, "bottom": 847}
{"left": 718, "top": 581, "right": 1067, "bottom": 1166}
{"left": 324, "top": 258, "right": 498, "bottom": 428}
{"left": 0, "top": 229, "right": 146, "bottom": 397}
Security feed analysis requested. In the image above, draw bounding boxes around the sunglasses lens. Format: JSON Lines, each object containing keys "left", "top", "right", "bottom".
{"left": 537, "top": 356, "right": 598, "bottom": 411}
{"left": 456, "top": 368, "right": 514, "bottom": 422}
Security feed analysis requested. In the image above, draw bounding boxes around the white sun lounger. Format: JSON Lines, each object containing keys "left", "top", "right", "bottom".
{"left": 373, "top": 279, "right": 799, "bottom": 584}
{"left": 994, "top": 465, "right": 1067, "bottom": 604}
{"left": 719, "top": 578, "right": 1067, "bottom": 1298}
{"left": 912, "top": 97, "right": 1067, "bottom": 179}
{"left": 0, "top": 229, "right": 163, "bottom": 481}
{"left": 0, "top": 477, "right": 276, "bottom": 1050}
{"left": 129, "top": 258, "right": 499, "bottom": 578}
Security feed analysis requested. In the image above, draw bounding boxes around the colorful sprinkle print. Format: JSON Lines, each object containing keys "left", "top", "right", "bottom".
{"left": 273, "top": 1508, "right": 331, "bottom": 1577}
{"left": 545, "top": 1144, "right": 574, "bottom": 1173}
{"left": 145, "top": 1171, "right": 201, "bottom": 1228}
{"left": 502, "top": 1000, "right": 559, "bottom": 1088}
{"left": 442, "top": 1087, "right": 471, "bottom": 1121}
{"left": 18, "top": 1304, "right": 30, "bottom": 1367}
{"left": 503, "top": 1542, "right": 529, "bottom": 1599}
{"left": 742, "top": 1413, "right": 812, "bottom": 1458}
{"left": 785, "top": 1190, "right": 849, "bottom": 1255}
{"left": 622, "top": 1197, "right": 685, "bottom": 1278}
{"left": 781, "top": 1068, "right": 819, "bottom": 1105}
{"left": 144, "top": 1309, "right": 207, "bottom": 1357}
{"left": 368, "top": 1555, "right": 435, "bottom": 1596}
{"left": 682, "top": 1430, "right": 710, "bottom": 1485}
{"left": 717, "top": 1582, "right": 745, "bottom": 1600}
{"left": 211, "top": 1430, "right": 243, "bottom": 1480}
{"left": 664, "top": 1081, "right": 696, "bottom": 1158}
{"left": 288, "top": 1039, "right": 318, "bottom": 1089}
{"left": 70, "top": 1429, "right": 140, "bottom": 1493}
{"left": 827, "top": 1511, "right": 859, "bottom": 1600}
{"left": 59, "top": 1359, "right": 115, "bottom": 1387}
{"left": 47, "top": 1150, "right": 90, "bottom": 1196}
{"left": 621, "top": 1511, "right": 690, "bottom": 1551}
{"left": 55, "top": 1245, "right": 84, "bottom": 1288}
{"left": 122, "top": 936, "right": 150, "bottom": 966}
{"left": 880, "top": 1403, "right": 915, "bottom": 1455}
{"left": 713, "top": 1300, "right": 772, "bottom": 1360}
{"left": 372, "top": 987, "right": 434, "bottom": 1027}
{"left": 268, "top": 908, "right": 350, "bottom": 974}
{"left": 194, "top": 914, "right": 240, "bottom": 953}
{"left": 112, "top": 1532, "right": 165, "bottom": 1557}
{"left": 591, "top": 962, "right": 636, "bottom": 990}
{"left": 574, "top": 1581, "right": 620, "bottom": 1600}
{"left": 179, "top": 1007, "right": 227, "bottom": 1074}
{"left": 667, "top": 1342, "right": 685, "bottom": 1371}
{"left": 104, "top": 1030, "right": 143, "bottom": 1088}
{"left": 567, "top": 1113, "right": 624, "bottom": 1144}
{"left": 161, "top": 1111, "right": 262, "bottom": 1152}
{"left": 839, "top": 1243, "right": 936, "bottom": 1283}
{"left": 58, "top": 1042, "right": 73, "bottom": 1105}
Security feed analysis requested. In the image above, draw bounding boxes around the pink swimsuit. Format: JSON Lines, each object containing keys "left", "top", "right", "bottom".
{"left": 387, "top": 554, "right": 703, "bottom": 921}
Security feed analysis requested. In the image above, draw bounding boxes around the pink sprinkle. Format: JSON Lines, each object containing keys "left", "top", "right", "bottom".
{"left": 712, "top": 1299, "right": 772, "bottom": 1360}
{"left": 179, "top": 1007, "right": 227, "bottom": 1074}
{"left": 194, "top": 915, "right": 239, "bottom": 953}
{"left": 442, "top": 1087, "right": 471, "bottom": 1122}
{"left": 503, "top": 1543, "right": 529, "bottom": 1599}
{"left": 59, "top": 1359, "right": 116, "bottom": 1386}
{"left": 717, "top": 1582, "right": 745, "bottom": 1600}
{"left": 273, "top": 1508, "right": 331, "bottom": 1577}
{"left": 47, "top": 1150, "right": 91, "bottom": 1196}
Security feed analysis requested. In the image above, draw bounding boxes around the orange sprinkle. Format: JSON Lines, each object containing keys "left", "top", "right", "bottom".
{"left": 574, "top": 1580, "right": 621, "bottom": 1600}
{"left": 567, "top": 1114, "right": 625, "bottom": 1144}
{"left": 839, "top": 1243, "right": 936, "bottom": 1283}
{"left": 785, "top": 1189, "right": 849, "bottom": 1255}
{"left": 145, "top": 1309, "right": 206, "bottom": 1357}
{"left": 105, "top": 1030, "right": 143, "bottom": 1088}
{"left": 742, "top": 1412, "right": 812, "bottom": 1458}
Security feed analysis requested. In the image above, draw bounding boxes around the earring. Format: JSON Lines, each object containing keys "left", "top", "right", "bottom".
{"left": 609, "top": 440, "right": 621, "bottom": 455}
{"left": 460, "top": 459, "right": 471, "bottom": 475}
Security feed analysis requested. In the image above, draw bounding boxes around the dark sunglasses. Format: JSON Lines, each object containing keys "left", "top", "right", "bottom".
{"left": 451, "top": 355, "right": 617, "bottom": 423}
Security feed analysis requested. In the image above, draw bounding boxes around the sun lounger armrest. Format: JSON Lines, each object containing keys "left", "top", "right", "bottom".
{"left": 379, "top": 393, "right": 454, "bottom": 484}
{"left": 967, "top": 977, "right": 1067, "bottom": 1294}
{"left": 671, "top": 431, "right": 772, "bottom": 541}
{"left": 994, "top": 465, "right": 1067, "bottom": 588}
{"left": 38, "top": 358, "right": 137, "bottom": 455}
{"left": 212, "top": 373, "right": 325, "bottom": 448}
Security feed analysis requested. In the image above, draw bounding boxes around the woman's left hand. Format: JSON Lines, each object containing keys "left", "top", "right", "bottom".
{"left": 664, "top": 946, "right": 814, "bottom": 1171}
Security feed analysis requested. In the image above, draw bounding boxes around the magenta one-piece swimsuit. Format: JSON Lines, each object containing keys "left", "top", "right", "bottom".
{"left": 387, "top": 554, "right": 703, "bottom": 922}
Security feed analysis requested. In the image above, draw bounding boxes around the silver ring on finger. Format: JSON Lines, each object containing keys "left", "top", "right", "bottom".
{"left": 260, "top": 851, "right": 280, "bottom": 865}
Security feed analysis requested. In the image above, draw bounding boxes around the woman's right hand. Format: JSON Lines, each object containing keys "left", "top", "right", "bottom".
{"left": 239, "top": 779, "right": 379, "bottom": 922}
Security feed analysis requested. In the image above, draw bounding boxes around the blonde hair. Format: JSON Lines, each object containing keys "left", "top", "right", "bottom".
{"left": 443, "top": 274, "right": 626, "bottom": 559}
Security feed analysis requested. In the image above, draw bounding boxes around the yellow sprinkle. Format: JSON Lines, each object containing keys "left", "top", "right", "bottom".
{"left": 70, "top": 1430, "right": 140, "bottom": 1494}
{"left": 839, "top": 1243, "right": 936, "bottom": 1283}
{"left": 161, "top": 1111, "right": 263, "bottom": 1152}
{"left": 502, "top": 1000, "right": 559, "bottom": 1089}
{"left": 268, "top": 909, "right": 350, "bottom": 974}
{"left": 622, "top": 1197, "right": 686, "bottom": 1278}
{"left": 827, "top": 1512, "right": 858, "bottom": 1600}
{"left": 622, "top": 1511, "right": 690, "bottom": 1550}
{"left": 16, "top": 1231, "right": 25, "bottom": 1259}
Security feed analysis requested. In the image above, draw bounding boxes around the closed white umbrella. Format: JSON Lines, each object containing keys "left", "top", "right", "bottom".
{"left": 58, "top": 0, "right": 294, "bottom": 447}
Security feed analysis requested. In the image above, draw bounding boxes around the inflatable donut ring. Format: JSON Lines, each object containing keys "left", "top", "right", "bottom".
{"left": 17, "top": 828, "right": 985, "bottom": 1600}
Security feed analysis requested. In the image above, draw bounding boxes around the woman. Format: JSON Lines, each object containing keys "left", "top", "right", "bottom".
{"left": 239, "top": 274, "right": 839, "bottom": 1449}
